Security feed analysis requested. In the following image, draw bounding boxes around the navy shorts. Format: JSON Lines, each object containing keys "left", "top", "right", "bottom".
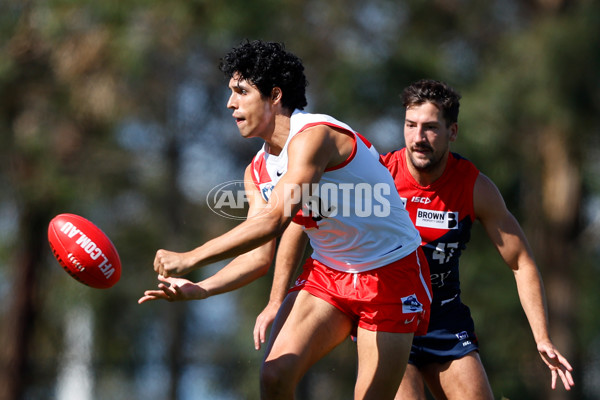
{"left": 409, "top": 300, "right": 479, "bottom": 368}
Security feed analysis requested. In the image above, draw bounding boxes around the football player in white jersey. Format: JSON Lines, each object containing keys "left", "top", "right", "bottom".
{"left": 139, "top": 40, "right": 432, "bottom": 399}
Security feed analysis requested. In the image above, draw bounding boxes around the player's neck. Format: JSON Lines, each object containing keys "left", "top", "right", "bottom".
{"left": 264, "top": 114, "right": 291, "bottom": 156}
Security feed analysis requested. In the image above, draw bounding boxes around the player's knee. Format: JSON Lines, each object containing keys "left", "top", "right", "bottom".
{"left": 260, "top": 357, "right": 297, "bottom": 396}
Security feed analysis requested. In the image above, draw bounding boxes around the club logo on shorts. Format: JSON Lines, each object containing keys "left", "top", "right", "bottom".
{"left": 401, "top": 294, "right": 423, "bottom": 313}
{"left": 456, "top": 331, "right": 469, "bottom": 340}
{"left": 293, "top": 278, "right": 307, "bottom": 288}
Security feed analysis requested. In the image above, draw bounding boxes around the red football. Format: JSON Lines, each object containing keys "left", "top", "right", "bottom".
{"left": 48, "top": 213, "right": 121, "bottom": 289}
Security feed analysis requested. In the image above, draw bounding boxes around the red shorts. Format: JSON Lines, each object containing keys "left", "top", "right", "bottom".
{"left": 289, "top": 248, "right": 432, "bottom": 335}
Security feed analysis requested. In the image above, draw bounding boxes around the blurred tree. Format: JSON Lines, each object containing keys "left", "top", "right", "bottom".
{"left": 0, "top": 1, "right": 202, "bottom": 398}
{"left": 459, "top": 1, "right": 600, "bottom": 399}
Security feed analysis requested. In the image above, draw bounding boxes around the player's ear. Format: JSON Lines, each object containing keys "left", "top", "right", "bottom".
{"left": 449, "top": 122, "right": 458, "bottom": 142}
{"left": 271, "top": 87, "right": 282, "bottom": 103}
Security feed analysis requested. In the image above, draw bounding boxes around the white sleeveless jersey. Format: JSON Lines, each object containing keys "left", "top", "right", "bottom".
{"left": 250, "top": 110, "right": 421, "bottom": 273}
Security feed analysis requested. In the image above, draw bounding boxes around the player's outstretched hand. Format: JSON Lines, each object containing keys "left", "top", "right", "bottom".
{"left": 138, "top": 275, "right": 206, "bottom": 304}
{"left": 253, "top": 300, "right": 280, "bottom": 350}
{"left": 154, "top": 249, "right": 194, "bottom": 277}
{"left": 537, "top": 341, "right": 574, "bottom": 391}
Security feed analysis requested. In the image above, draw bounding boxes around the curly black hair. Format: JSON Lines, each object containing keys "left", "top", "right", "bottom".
{"left": 219, "top": 40, "right": 308, "bottom": 111}
{"left": 402, "top": 79, "right": 461, "bottom": 126}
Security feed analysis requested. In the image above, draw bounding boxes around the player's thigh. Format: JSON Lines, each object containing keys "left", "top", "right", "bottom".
{"left": 355, "top": 327, "right": 414, "bottom": 400}
{"left": 421, "top": 351, "right": 493, "bottom": 400}
{"left": 264, "top": 290, "right": 353, "bottom": 375}
{"left": 395, "top": 363, "right": 427, "bottom": 400}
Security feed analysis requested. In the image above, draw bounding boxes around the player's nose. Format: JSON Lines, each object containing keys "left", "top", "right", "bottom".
{"left": 227, "top": 93, "right": 237, "bottom": 109}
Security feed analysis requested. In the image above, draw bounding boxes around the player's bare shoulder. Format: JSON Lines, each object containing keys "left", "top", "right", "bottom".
{"left": 287, "top": 125, "right": 337, "bottom": 167}
{"left": 296, "top": 124, "right": 354, "bottom": 169}
{"left": 473, "top": 173, "right": 509, "bottom": 220}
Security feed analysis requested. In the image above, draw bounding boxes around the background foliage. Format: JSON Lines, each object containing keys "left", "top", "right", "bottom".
{"left": 1, "top": 0, "right": 599, "bottom": 399}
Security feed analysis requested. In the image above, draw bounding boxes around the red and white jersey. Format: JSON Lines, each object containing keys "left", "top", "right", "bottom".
{"left": 250, "top": 110, "right": 421, "bottom": 273}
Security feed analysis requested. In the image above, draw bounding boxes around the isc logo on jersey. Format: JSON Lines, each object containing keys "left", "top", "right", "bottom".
{"left": 416, "top": 209, "right": 459, "bottom": 229}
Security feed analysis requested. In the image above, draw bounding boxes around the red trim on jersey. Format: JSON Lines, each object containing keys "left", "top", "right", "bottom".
{"left": 326, "top": 134, "right": 357, "bottom": 172}
{"left": 293, "top": 121, "right": 359, "bottom": 172}
{"left": 297, "top": 121, "right": 349, "bottom": 133}
{"left": 250, "top": 151, "right": 271, "bottom": 190}
{"left": 327, "top": 131, "right": 375, "bottom": 171}
{"left": 356, "top": 132, "right": 373, "bottom": 147}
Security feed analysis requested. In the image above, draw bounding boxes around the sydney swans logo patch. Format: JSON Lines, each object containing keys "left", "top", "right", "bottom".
{"left": 401, "top": 294, "right": 423, "bottom": 314}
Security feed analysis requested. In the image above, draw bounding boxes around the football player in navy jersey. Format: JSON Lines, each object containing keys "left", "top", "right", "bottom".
{"left": 381, "top": 79, "right": 573, "bottom": 399}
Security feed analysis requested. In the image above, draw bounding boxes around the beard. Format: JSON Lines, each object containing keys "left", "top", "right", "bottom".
{"left": 407, "top": 146, "right": 445, "bottom": 172}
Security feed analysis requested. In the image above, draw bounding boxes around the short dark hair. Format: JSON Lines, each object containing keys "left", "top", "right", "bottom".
{"left": 219, "top": 40, "right": 308, "bottom": 111}
{"left": 402, "top": 79, "right": 461, "bottom": 126}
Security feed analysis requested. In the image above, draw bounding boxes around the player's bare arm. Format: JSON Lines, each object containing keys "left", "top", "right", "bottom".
{"left": 474, "top": 173, "right": 574, "bottom": 390}
{"left": 254, "top": 222, "right": 308, "bottom": 350}
{"left": 195, "top": 169, "right": 277, "bottom": 296}
{"left": 153, "top": 123, "right": 348, "bottom": 278}
{"left": 152, "top": 180, "right": 295, "bottom": 278}
{"left": 140, "top": 167, "right": 277, "bottom": 304}
{"left": 474, "top": 173, "right": 550, "bottom": 340}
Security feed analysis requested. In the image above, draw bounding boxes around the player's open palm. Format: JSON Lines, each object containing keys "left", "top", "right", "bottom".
{"left": 138, "top": 275, "right": 206, "bottom": 304}
{"left": 537, "top": 341, "right": 575, "bottom": 391}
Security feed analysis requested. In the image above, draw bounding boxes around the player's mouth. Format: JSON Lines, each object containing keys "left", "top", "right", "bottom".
{"left": 411, "top": 145, "right": 432, "bottom": 155}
